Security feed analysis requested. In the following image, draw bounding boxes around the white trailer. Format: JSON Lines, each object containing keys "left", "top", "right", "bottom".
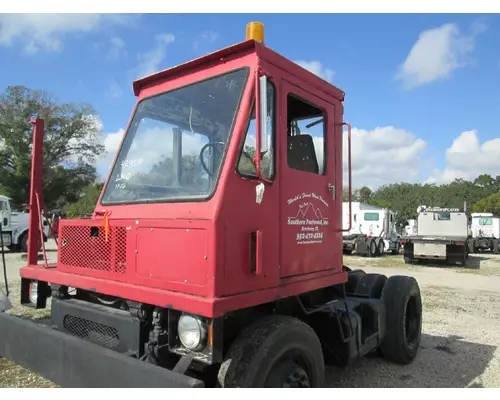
{"left": 0, "top": 195, "right": 50, "bottom": 252}
{"left": 401, "top": 206, "right": 470, "bottom": 266}
{"left": 468, "top": 213, "right": 500, "bottom": 254}
{"left": 342, "top": 201, "right": 401, "bottom": 257}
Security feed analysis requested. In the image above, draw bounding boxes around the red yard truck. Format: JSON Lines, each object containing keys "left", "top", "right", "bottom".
{"left": 0, "top": 22, "right": 422, "bottom": 388}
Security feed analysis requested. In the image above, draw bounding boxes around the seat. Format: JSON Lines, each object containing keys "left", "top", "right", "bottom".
{"left": 287, "top": 134, "right": 319, "bottom": 174}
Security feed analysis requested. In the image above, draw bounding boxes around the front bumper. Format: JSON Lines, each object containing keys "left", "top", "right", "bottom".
{"left": 0, "top": 312, "right": 204, "bottom": 388}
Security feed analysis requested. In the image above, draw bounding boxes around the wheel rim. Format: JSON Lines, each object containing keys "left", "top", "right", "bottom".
{"left": 404, "top": 295, "right": 420, "bottom": 347}
{"left": 264, "top": 354, "right": 312, "bottom": 388}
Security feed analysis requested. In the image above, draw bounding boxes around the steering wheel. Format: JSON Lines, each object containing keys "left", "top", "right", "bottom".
{"left": 200, "top": 142, "right": 225, "bottom": 177}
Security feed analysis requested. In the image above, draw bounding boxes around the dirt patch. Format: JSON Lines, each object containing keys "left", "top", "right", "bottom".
{"left": 1, "top": 245, "right": 500, "bottom": 388}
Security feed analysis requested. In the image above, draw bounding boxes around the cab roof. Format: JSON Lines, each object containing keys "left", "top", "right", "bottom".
{"left": 133, "top": 39, "right": 345, "bottom": 102}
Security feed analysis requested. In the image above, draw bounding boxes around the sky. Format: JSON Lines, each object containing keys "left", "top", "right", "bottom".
{"left": 1, "top": 13, "right": 499, "bottom": 189}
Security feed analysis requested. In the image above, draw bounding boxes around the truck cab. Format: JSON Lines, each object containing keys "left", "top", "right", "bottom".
{"left": 468, "top": 213, "right": 500, "bottom": 254}
{"left": 0, "top": 194, "right": 50, "bottom": 252}
{"left": 342, "top": 201, "right": 400, "bottom": 256}
{"left": 0, "top": 23, "right": 422, "bottom": 388}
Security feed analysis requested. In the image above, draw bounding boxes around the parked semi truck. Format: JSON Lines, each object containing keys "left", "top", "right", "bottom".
{"left": 0, "top": 194, "right": 50, "bottom": 252}
{"left": 0, "top": 22, "right": 423, "bottom": 388}
{"left": 342, "top": 201, "right": 401, "bottom": 257}
{"left": 468, "top": 213, "right": 500, "bottom": 254}
{"left": 400, "top": 205, "right": 469, "bottom": 266}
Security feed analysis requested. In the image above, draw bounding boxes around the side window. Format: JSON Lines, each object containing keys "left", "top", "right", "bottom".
{"left": 286, "top": 94, "right": 326, "bottom": 175}
{"left": 364, "top": 212, "right": 379, "bottom": 221}
{"left": 237, "top": 81, "right": 276, "bottom": 180}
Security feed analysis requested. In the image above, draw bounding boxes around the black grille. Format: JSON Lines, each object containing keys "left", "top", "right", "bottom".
{"left": 63, "top": 315, "right": 120, "bottom": 349}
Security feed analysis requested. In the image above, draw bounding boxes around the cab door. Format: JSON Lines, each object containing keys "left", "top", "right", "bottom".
{"left": 279, "top": 79, "right": 339, "bottom": 278}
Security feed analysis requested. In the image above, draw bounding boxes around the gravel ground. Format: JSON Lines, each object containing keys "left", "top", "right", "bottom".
{"left": 1, "top": 240, "right": 500, "bottom": 388}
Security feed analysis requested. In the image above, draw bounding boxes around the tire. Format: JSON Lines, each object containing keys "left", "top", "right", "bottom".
{"left": 493, "top": 240, "right": 499, "bottom": 255}
{"left": 377, "top": 240, "right": 385, "bottom": 257}
{"left": 354, "top": 273, "right": 388, "bottom": 298}
{"left": 345, "top": 269, "right": 366, "bottom": 294}
{"left": 217, "top": 315, "right": 324, "bottom": 388}
{"left": 368, "top": 239, "right": 377, "bottom": 257}
{"left": 379, "top": 275, "right": 422, "bottom": 365}
{"left": 458, "top": 247, "right": 467, "bottom": 266}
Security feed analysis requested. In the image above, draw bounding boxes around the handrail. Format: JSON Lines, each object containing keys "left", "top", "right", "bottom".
{"left": 342, "top": 122, "right": 352, "bottom": 233}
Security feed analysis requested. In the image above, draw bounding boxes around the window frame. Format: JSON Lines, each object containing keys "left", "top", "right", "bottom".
{"left": 285, "top": 93, "right": 327, "bottom": 176}
{"left": 236, "top": 78, "right": 277, "bottom": 181}
{"left": 100, "top": 66, "right": 251, "bottom": 206}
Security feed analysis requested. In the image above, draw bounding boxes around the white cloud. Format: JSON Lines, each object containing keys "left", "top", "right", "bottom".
{"left": 340, "top": 126, "right": 427, "bottom": 189}
{"left": 136, "top": 33, "right": 175, "bottom": 78}
{"left": 427, "top": 130, "right": 500, "bottom": 184}
{"left": 96, "top": 128, "right": 126, "bottom": 174}
{"left": 193, "top": 30, "right": 218, "bottom": 51}
{"left": 0, "top": 14, "right": 134, "bottom": 54}
{"left": 395, "top": 21, "right": 486, "bottom": 90}
{"left": 107, "top": 37, "right": 127, "bottom": 60}
{"left": 108, "top": 80, "right": 123, "bottom": 99}
{"left": 294, "top": 60, "right": 335, "bottom": 82}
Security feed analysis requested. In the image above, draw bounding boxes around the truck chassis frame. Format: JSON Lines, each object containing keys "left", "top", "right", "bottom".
{"left": 343, "top": 234, "right": 400, "bottom": 257}
{"left": 0, "top": 268, "right": 422, "bottom": 388}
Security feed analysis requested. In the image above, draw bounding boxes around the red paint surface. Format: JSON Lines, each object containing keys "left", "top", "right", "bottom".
{"left": 20, "top": 39, "right": 350, "bottom": 318}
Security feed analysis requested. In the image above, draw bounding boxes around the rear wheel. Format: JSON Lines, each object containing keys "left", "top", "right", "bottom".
{"left": 354, "top": 273, "right": 388, "bottom": 298}
{"left": 368, "top": 239, "right": 377, "bottom": 257}
{"left": 345, "top": 269, "right": 366, "bottom": 294}
{"left": 493, "top": 240, "right": 499, "bottom": 254}
{"left": 379, "top": 275, "right": 422, "bottom": 365}
{"left": 377, "top": 240, "right": 385, "bottom": 257}
{"left": 217, "top": 315, "right": 324, "bottom": 388}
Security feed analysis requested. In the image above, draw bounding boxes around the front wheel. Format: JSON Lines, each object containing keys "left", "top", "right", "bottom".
{"left": 217, "top": 315, "right": 324, "bottom": 388}
{"left": 379, "top": 275, "right": 422, "bottom": 365}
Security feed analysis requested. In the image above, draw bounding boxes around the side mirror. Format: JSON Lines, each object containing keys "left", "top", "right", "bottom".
{"left": 258, "top": 75, "right": 269, "bottom": 154}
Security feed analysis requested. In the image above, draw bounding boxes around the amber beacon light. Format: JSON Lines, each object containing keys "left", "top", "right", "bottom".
{"left": 246, "top": 22, "right": 265, "bottom": 44}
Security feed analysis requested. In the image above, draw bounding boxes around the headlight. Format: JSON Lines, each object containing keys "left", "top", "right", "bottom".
{"left": 177, "top": 314, "right": 207, "bottom": 351}
{"left": 29, "top": 281, "right": 38, "bottom": 304}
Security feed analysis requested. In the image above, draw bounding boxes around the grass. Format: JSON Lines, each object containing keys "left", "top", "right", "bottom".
{"left": 0, "top": 359, "right": 57, "bottom": 388}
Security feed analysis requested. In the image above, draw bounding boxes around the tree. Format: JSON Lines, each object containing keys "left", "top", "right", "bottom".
{"left": 474, "top": 174, "right": 496, "bottom": 188}
{"left": 358, "top": 186, "right": 372, "bottom": 203}
{"left": 472, "top": 193, "right": 500, "bottom": 216}
{"left": 64, "top": 183, "right": 104, "bottom": 218}
{"left": 0, "top": 86, "right": 105, "bottom": 209}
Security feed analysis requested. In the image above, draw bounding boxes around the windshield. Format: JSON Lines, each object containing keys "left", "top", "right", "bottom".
{"left": 101, "top": 68, "right": 249, "bottom": 205}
